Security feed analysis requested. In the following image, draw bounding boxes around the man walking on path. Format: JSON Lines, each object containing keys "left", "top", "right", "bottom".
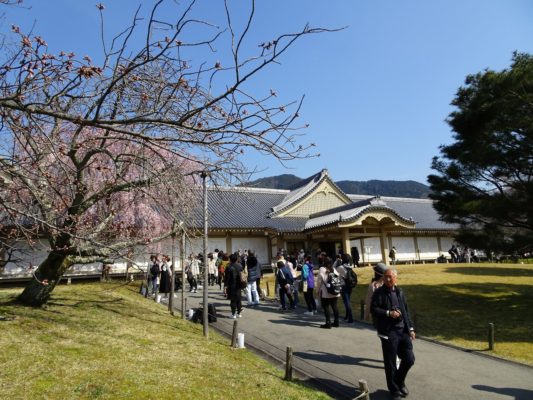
{"left": 371, "top": 269, "right": 415, "bottom": 400}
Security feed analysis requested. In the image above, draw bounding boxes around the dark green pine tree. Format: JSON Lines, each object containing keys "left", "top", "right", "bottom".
{"left": 428, "top": 52, "right": 533, "bottom": 254}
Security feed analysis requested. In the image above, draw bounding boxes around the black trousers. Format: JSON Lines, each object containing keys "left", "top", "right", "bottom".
{"left": 380, "top": 328, "right": 415, "bottom": 394}
{"left": 278, "top": 286, "right": 294, "bottom": 309}
{"left": 304, "top": 287, "right": 317, "bottom": 312}
{"left": 320, "top": 296, "right": 339, "bottom": 325}
{"left": 229, "top": 290, "right": 242, "bottom": 315}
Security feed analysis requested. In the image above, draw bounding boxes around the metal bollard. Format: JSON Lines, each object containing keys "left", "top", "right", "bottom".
{"left": 488, "top": 323, "right": 495, "bottom": 350}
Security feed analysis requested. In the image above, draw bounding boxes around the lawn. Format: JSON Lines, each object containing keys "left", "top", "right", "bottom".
{"left": 0, "top": 282, "right": 330, "bottom": 400}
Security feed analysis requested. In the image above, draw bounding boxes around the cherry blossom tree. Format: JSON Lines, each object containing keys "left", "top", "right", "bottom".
{"left": 0, "top": 0, "right": 334, "bottom": 305}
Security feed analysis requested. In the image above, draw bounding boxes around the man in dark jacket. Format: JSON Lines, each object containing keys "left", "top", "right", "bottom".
{"left": 224, "top": 253, "right": 243, "bottom": 319}
{"left": 276, "top": 260, "right": 295, "bottom": 310}
{"left": 245, "top": 251, "right": 261, "bottom": 306}
{"left": 371, "top": 269, "right": 416, "bottom": 400}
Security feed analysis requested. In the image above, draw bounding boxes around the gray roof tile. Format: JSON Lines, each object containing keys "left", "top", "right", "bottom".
{"left": 184, "top": 182, "right": 456, "bottom": 233}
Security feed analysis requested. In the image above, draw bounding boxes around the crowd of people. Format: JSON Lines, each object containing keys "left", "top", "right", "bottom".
{"left": 448, "top": 244, "right": 480, "bottom": 263}
{"left": 143, "top": 249, "right": 264, "bottom": 306}
{"left": 144, "top": 247, "right": 373, "bottom": 326}
{"left": 144, "top": 248, "right": 416, "bottom": 399}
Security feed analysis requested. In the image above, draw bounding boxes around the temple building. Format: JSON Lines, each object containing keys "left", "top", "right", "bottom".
{"left": 187, "top": 169, "right": 456, "bottom": 266}
{"left": 1, "top": 169, "right": 457, "bottom": 277}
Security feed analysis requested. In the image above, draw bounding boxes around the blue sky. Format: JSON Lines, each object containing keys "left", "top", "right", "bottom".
{"left": 2, "top": 0, "right": 532, "bottom": 184}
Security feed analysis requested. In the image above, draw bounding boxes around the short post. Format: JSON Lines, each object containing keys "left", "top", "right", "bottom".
{"left": 488, "top": 323, "right": 495, "bottom": 350}
{"left": 285, "top": 346, "right": 293, "bottom": 381}
{"left": 266, "top": 281, "right": 270, "bottom": 297}
{"left": 357, "top": 379, "right": 370, "bottom": 400}
{"left": 360, "top": 299, "right": 365, "bottom": 320}
{"left": 231, "top": 320, "right": 239, "bottom": 348}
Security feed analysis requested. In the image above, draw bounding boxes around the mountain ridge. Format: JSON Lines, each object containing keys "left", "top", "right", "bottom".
{"left": 244, "top": 174, "right": 430, "bottom": 198}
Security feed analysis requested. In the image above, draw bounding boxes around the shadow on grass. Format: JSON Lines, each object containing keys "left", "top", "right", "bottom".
{"left": 402, "top": 282, "right": 533, "bottom": 344}
{"left": 444, "top": 266, "right": 533, "bottom": 277}
{"left": 472, "top": 384, "right": 533, "bottom": 400}
{"left": 0, "top": 284, "right": 209, "bottom": 337}
{"left": 47, "top": 298, "right": 124, "bottom": 308}
{"left": 300, "top": 376, "right": 361, "bottom": 400}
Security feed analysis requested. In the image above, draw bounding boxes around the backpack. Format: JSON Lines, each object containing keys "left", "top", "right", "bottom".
{"left": 326, "top": 272, "right": 341, "bottom": 295}
{"left": 191, "top": 306, "right": 217, "bottom": 324}
{"left": 239, "top": 269, "right": 247, "bottom": 289}
{"left": 344, "top": 267, "right": 358, "bottom": 289}
{"left": 208, "top": 303, "right": 218, "bottom": 323}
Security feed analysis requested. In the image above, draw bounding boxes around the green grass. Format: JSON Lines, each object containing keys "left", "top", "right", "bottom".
{"left": 0, "top": 282, "right": 331, "bottom": 400}
{"left": 264, "top": 262, "right": 533, "bottom": 365}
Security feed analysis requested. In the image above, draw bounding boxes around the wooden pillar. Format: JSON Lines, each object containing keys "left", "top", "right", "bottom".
{"left": 225, "top": 231, "right": 232, "bottom": 254}
{"left": 341, "top": 228, "right": 350, "bottom": 256}
{"left": 437, "top": 235, "right": 443, "bottom": 256}
{"left": 380, "top": 228, "right": 389, "bottom": 266}
{"left": 361, "top": 237, "right": 366, "bottom": 265}
{"left": 277, "top": 235, "right": 285, "bottom": 253}
{"left": 413, "top": 235, "right": 420, "bottom": 262}
{"left": 266, "top": 233, "right": 273, "bottom": 265}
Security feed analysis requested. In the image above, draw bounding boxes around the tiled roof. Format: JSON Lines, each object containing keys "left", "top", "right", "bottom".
{"left": 184, "top": 177, "right": 457, "bottom": 233}
{"left": 186, "top": 187, "right": 308, "bottom": 232}
{"left": 269, "top": 169, "right": 351, "bottom": 217}
{"left": 270, "top": 170, "right": 325, "bottom": 215}
{"left": 304, "top": 196, "right": 416, "bottom": 230}
{"left": 347, "top": 194, "right": 457, "bottom": 230}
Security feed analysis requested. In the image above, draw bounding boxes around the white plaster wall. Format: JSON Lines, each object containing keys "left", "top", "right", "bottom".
{"left": 186, "top": 236, "right": 226, "bottom": 257}
{"left": 360, "top": 237, "right": 382, "bottom": 263}
{"left": 69, "top": 262, "right": 103, "bottom": 275}
{"left": 3, "top": 238, "right": 50, "bottom": 275}
{"left": 231, "top": 237, "right": 269, "bottom": 265}
{"left": 392, "top": 237, "right": 416, "bottom": 261}
{"left": 417, "top": 237, "right": 440, "bottom": 260}
{"left": 207, "top": 237, "right": 228, "bottom": 254}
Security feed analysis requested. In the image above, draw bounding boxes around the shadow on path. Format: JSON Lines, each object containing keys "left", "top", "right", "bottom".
{"left": 294, "top": 349, "right": 383, "bottom": 369}
{"left": 472, "top": 384, "right": 533, "bottom": 400}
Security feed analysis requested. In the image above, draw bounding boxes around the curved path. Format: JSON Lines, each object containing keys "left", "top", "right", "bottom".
{"left": 166, "top": 289, "right": 533, "bottom": 400}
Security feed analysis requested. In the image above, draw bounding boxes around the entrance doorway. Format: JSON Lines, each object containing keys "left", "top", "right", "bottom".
{"left": 318, "top": 242, "right": 341, "bottom": 259}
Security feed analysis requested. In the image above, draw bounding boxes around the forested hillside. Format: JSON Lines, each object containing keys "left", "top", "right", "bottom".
{"left": 245, "top": 175, "right": 430, "bottom": 198}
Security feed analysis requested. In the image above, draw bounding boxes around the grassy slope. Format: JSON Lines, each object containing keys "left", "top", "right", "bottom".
{"left": 0, "top": 283, "right": 330, "bottom": 400}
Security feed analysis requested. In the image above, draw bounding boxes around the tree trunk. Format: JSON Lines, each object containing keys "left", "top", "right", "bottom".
{"left": 18, "top": 252, "right": 73, "bottom": 307}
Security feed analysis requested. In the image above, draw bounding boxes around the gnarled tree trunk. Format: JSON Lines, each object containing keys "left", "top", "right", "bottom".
{"left": 18, "top": 252, "right": 73, "bottom": 307}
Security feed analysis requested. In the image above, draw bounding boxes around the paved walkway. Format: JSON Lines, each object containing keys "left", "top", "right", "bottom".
{"left": 163, "top": 288, "right": 533, "bottom": 400}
